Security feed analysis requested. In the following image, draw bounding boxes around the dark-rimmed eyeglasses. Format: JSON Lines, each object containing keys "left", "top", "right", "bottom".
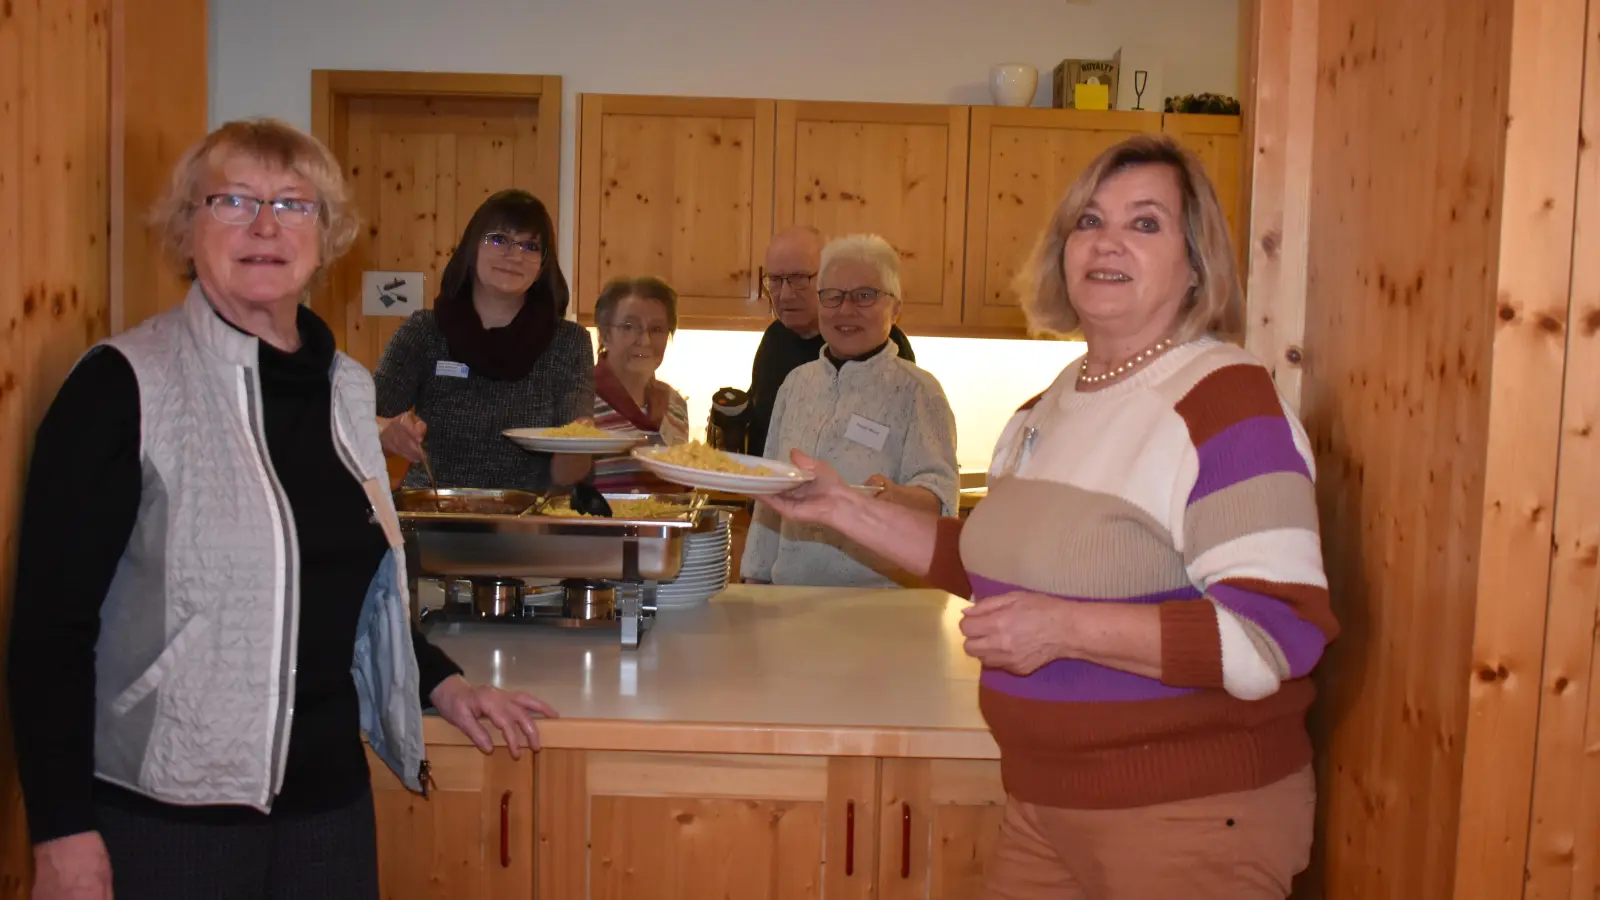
{"left": 818, "top": 287, "right": 893, "bottom": 309}
{"left": 483, "top": 232, "right": 543, "bottom": 256}
{"left": 205, "top": 194, "right": 321, "bottom": 228}
{"left": 759, "top": 268, "right": 816, "bottom": 296}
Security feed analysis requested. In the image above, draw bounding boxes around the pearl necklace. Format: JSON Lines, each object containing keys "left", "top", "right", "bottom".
{"left": 1077, "top": 337, "right": 1176, "bottom": 386}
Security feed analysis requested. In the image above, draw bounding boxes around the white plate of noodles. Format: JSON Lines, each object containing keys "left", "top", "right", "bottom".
{"left": 503, "top": 422, "right": 646, "bottom": 454}
{"left": 631, "top": 443, "right": 814, "bottom": 495}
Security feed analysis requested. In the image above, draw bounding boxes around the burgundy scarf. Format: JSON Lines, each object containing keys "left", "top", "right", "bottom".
{"left": 434, "top": 292, "right": 558, "bottom": 382}
{"left": 595, "top": 360, "right": 672, "bottom": 433}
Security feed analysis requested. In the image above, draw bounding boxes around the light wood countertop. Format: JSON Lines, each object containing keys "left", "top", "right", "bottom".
{"left": 420, "top": 585, "right": 999, "bottom": 760}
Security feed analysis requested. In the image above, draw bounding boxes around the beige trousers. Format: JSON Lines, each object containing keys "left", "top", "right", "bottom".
{"left": 981, "top": 766, "right": 1316, "bottom": 900}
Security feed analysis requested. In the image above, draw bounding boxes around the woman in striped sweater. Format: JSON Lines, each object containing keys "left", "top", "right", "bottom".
{"left": 589, "top": 276, "right": 690, "bottom": 493}
{"left": 758, "top": 136, "right": 1338, "bottom": 899}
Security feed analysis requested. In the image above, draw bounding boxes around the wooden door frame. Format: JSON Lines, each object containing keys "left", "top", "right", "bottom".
{"left": 307, "top": 70, "right": 563, "bottom": 331}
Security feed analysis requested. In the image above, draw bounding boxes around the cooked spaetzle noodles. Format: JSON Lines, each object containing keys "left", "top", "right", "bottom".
{"left": 541, "top": 497, "right": 691, "bottom": 519}
{"left": 653, "top": 441, "right": 773, "bottom": 476}
{"left": 539, "top": 420, "right": 614, "bottom": 438}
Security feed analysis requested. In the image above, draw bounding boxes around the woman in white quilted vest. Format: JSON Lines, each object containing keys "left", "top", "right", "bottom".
{"left": 6, "top": 118, "right": 555, "bottom": 900}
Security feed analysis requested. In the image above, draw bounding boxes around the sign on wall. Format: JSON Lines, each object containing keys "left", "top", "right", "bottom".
{"left": 362, "top": 270, "right": 425, "bottom": 318}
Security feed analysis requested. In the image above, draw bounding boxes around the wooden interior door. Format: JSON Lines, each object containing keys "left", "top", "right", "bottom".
{"left": 311, "top": 72, "right": 561, "bottom": 372}
{"left": 368, "top": 745, "right": 535, "bottom": 900}
{"left": 538, "top": 749, "right": 876, "bottom": 900}
{"left": 963, "top": 109, "right": 1163, "bottom": 333}
{"left": 1162, "top": 113, "right": 1246, "bottom": 270}
{"left": 878, "top": 759, "right": 1005, "bottom": 900}
{"left": 775, "top": 101, "right": 970, "bottom": 331}
{"left": 575, "top": 94, "right": 776, "bottom": 330}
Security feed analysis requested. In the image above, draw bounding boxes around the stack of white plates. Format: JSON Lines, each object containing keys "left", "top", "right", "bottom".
{"left": 616, "top": 517, "right": 731, "bottom": 609}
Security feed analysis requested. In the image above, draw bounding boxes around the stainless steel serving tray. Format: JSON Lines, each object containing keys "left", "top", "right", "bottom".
{"left": 395, "top": 488, "right": 705, "bottom": 581}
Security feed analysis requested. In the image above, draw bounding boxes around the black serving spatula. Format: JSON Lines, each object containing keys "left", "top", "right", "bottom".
{"left": 569, "top": 482, "right": 613, "bottom": 517}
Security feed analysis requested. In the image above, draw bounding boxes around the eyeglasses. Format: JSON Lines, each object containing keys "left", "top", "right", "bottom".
{"left": 483, "top": 232, "right": 543, "bottom": 256}
{"left": 759, "top": 268, "right": 816, "bottom": 296}
{"left": 205, "top": 194, "right": 321, "bottom": 228}
{"left": 818, "top": 287, "right": 894, "bottom": 309}
{"left": 606, "top": 320, "right": 671, "bottom": 342}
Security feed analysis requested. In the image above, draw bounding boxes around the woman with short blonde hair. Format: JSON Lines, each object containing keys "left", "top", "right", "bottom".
{"left": 8, "top": 117, "right": 555, "bottom": 900}
{"left": 758, "top": 136, "right": 1337, "bottom": 898}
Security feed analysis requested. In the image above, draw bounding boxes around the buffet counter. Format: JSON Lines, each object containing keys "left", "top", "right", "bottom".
{"left": 369, "top": 585, "right": 1004, "bottom": 900}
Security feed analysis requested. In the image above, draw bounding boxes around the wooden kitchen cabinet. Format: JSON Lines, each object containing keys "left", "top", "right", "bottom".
{"left": 774, "top": 101, "right": 970, "bottom": 331}
{"left": 574, "top": 94, "right": 776, "bottom": 330}
{"left": 963, "top": 108, "right": 1164, "bottom": 333}
{"left": 574, "top": 93, "right": 1245, "bottom": 339}
{"left": 367, "top": 745, "right": 535, "bottom": 900}
{"left": 879, "top": 759, "right": 1007, "bottom": 900}
{"left": 534, "top": 748, "right": 1004, "bottom": 900}
{"left": 537, "top": 748, "right": 876, "bottom": 899}
{"left": 1161, "top": 113, "right": 1246, "bottom": 267}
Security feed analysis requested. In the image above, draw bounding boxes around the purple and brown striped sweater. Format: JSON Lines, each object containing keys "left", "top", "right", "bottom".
{"left": 931, "top": 337, "right": 1339, "bottom": 810}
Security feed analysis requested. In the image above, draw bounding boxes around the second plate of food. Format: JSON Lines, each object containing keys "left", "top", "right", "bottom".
{"left": 504, "top": 423, "right": 646, "bottom": 454}
{"left": 632, "top": 443, "right": 814, "bottom": 495}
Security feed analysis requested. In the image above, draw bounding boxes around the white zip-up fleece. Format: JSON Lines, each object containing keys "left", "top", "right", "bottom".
{"left": 741, "top": 344, "right": 959, "bottom": 587}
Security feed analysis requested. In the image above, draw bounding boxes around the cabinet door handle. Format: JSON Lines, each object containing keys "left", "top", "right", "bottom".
{"left": 845, "top": 801, "right": 855, "bottom": 876}
{"left": 900, "top": 802, "right": 911, "bottom": 878}
{"left": 500, "top": 790, "right": 511, "bottom": 868}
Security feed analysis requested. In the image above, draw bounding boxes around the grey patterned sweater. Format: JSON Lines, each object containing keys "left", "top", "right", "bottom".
{"left": 374, "top": 310, "right": 595, "bottom": 492}
{"left": 741, "top": 344, "right": 959, "bottom": 587}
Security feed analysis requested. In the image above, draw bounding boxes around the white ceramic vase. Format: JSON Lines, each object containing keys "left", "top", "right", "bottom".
{"left": 989, "top": 63, "right": 1038, "bottom": 107}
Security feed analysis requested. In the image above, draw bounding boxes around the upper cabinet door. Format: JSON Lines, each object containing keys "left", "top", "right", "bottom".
{"left": 774, "top": 102, "right": 970, "bottom": 331}
{"left": 963, "top": 109, "right": 1163, "bottom": 333}
{"left": 1161, "top": 114, "right": 1246, "bottom": 270}
{"left": 575, "top": 95, "right": 776, "bottom": 330}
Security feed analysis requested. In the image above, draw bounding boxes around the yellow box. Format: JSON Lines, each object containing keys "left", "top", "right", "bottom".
{"left": 1073, "top": 82, "right": 1111, "bottom": 110}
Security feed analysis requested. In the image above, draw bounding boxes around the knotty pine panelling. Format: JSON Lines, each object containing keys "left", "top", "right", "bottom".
{"left": 0, "top": 0, "right": 113, "bottom": 895}
{"left": 1298, "top": 0, "right": 1514, "bottom": 897}
{"left": 1519, "top": 1, "right": 1600, "bottom": 897}
{"left": 109, "top": 0, "right": 207, "bottom": 331}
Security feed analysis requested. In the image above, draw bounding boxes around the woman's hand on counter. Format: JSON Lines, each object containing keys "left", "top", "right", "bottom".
{"left": 379, "top": 411, "right": 428, "bottom": 464}
{"left": 429, "top": 675, "right": 559, "bottom": 759}
{"left": 31, "top": 831, "right": 112, "bottom": 900}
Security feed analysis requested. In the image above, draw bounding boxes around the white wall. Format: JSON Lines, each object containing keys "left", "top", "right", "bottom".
{"left": 210, "top": 0, "right": 1236, "bottom": 467}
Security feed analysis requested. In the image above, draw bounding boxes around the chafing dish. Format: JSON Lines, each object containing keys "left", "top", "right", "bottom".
{"left": 397, "top": 488, "right": 722, "bottom": 648}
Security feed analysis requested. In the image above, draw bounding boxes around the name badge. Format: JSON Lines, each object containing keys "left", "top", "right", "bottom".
{"left": 844, "top": 414, "right": 890, "bottom": 452}
{"left": 434, "top": 360, "right": 469, "bottom": 378}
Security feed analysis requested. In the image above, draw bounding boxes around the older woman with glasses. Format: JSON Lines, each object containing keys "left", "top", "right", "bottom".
{"left": 744, "top": 225, "right": 915, "bottom": 456}
{"left": 375, "top": 189, "right": 593, "bottom": 492}
{"left": 7, "top": 119, "right": 554, "bottom": 900}
{"left": 587, "top": 275, "right": 691, "bottom": 492}
{"left": 739, "top": 233, "right": 958, "bottom": 588}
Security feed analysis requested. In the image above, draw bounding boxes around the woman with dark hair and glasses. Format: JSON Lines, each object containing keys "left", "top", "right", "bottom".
{"left": 739, "top": 233, "right": 958, "bottom": 588}
{"left": 375, "top": 190, "right": 594, "bottom": 491}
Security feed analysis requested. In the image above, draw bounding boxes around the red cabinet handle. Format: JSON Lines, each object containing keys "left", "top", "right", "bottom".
{"left": 900, "top": 802, "right": 911, "bottom": 878}
{"left": 845, "top": 801, "right": 855, "bottom": 876}
{"left": 500, "top": 790, "right": 511, "bottom": 868}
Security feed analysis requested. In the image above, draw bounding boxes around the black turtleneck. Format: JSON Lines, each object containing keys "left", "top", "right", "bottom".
{"left": 7, "top": 304, "right": 461, "bottom": 842}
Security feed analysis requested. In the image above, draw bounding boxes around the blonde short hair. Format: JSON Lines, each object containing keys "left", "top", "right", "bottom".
{"left": 1016, "top": 135, "right": 1243, "bottom": 342}
{"left": 819, "top": 233, "right": 903, "bottom": 298}
{"left": 151, "top": 117, "right": 359, "bottom": 283}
